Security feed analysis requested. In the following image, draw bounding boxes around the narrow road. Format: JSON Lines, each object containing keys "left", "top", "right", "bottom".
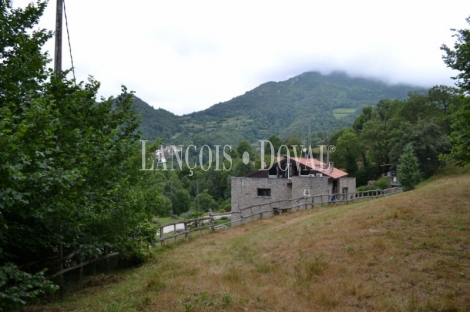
{"left": 161, "top": 213, "right": 231, "bottom": 234}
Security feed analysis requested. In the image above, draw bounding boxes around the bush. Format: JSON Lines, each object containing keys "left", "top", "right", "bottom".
{"left": 397, "top": 144, "right": 422, "bottom": 191}
{"left": 0, "top": 263, "right": 59, "bottom": 312}
{"left": 374, "top": 177, "right": 391, "bottom": 190}
{"left": 356, "top": 185, "right": 379, "bottom": 192}
{"left": 185, "top": 211, "right": 204, "bottom": 219}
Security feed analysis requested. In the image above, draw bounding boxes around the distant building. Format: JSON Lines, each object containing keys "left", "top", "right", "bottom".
{"left": 163, "top": 145, "right": 182, "bottom": 156}
{"left": 231, "top": 157, "right": 356, "bottom": 219}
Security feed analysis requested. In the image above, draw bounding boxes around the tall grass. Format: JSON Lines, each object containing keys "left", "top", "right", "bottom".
{"left": 29, "top": 171, "right": 470, "bottom": 311}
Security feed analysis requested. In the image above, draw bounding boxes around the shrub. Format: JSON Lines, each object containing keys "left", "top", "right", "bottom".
{"left": 0, "top": 263, "right": 59, "bottom": 312}
{"left": 374, "top": 177, "right": 391, "bottom": 189}
{"left": 356, "top": 185, "right": 379, "bottom": 192}
{"left": 397, "top": 143, "right": 422, "bottom": 191}
{"left": 186, "top": 211, "right": 204, "bottom": 219}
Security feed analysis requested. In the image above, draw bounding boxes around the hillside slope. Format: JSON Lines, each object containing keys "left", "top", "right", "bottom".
{"left": 135, "top": 71, "right": 425, "bottom": 145}
{"left": 43, "top": 168, "right": 470, "bottom": 311}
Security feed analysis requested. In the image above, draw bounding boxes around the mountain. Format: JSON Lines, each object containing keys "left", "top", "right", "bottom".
{"left": 133, "top": 71, "right": 426, "bottom": 146}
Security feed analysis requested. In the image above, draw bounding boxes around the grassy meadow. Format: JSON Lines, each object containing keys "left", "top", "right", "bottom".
{"left": 28, "top": 167, "right": 470, "bottom": 311}
{"left": 333, "top": 108, "right": 357, "bottom": 119}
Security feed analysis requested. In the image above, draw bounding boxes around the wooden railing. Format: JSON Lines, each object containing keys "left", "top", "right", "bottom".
{"left": 16, "top": 245, "right": 122, "bottom": 286}
{"left": 233, "top": 187, "right": 403, "bottom": 225}
{"left": 157, "top": 187, "right": 403, "bottom": 245}
{"left": 157, "top": 215, "right": 216, "bottom": 245}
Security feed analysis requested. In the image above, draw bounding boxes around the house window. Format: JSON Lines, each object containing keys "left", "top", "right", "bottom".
{"left": 257, "top": 188, "right": 271, "bottom": 196}
{"left": 268, "top": 166, "right": 277, "bottom": 176}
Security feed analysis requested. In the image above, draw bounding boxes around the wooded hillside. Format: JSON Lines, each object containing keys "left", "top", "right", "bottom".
{"left": 135, "top": 71, "right": 425, "bottom": 145}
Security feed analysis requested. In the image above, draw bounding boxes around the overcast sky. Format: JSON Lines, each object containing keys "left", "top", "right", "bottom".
{"left": 14, "top": 0, "right": 470, "bottom": 115}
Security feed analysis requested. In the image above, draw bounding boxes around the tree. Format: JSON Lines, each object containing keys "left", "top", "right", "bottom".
{"left": 441, "top": 17, "right": 470, "bottom": 93}
{"left": 352, "top": 106, "right": 373, "bottom": 131}
{"left": 334, "top": 129, "right": 361, "bottom": 175}
{"left": 0, "top": 1, "right": 63, "bottom": 307}
{"left": 236, "top": 140, "right": 253, "bottom": 159}
{"left": 397, "top": 144, "right": 421, "bottom": 191}
{"left": 440, "top": 17, "right": 470, "bottom": 166}
{"left": 358, "top": 99, "right": 403, "bottom": 167}
{"left": 232, "top": 159, "right": 255, "bottom": 177}
{"left": 193, "top": 190, "right": 218, "bottom": 212}
{"left": 284, "top": 136, "right": 303, "bottom": 155}
{"left": 441, "top": 99, "right": 470, "bottom": 166}
{"left": 390, "top": 120, "right": 450, "bottom": 178}
{"left": 266, "top": 135, "right": 283, "bottom": 154}
{"left": 0, "top": 1, "right": 157, "bottom": 307}
{"left": 172, "top": 189, "right": 192, "bottom": 215}
{"left": 427, "top": 85, "right": 461, "bottom": 117}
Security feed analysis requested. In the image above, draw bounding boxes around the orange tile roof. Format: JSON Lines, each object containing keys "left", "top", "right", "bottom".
{"left": 291, "top": 157, "right": 348, "bottom": 179}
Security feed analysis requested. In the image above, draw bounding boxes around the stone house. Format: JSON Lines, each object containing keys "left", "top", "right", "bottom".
{"left": 231, "top": 157, "right": 356, "bottom": 214}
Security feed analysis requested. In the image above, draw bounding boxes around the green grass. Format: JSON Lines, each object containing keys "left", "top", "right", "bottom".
{"left": 333, "top": 108, "right": 357, "bottom": 119}
{"left": 30, "top": 171, "right": 470, "bottom": 311}
{"left": 220, "top": 117, "right": 254, "bottom": 128}
{"left": 157, "top": 216, "right": 184, "bottom": 225}
{"left": 417, "top": 164, "right": 470, "bottom": 188}
{"left": 171, "top": 132, "right": 181, "bottom": 139}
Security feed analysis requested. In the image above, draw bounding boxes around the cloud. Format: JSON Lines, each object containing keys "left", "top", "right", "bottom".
{"left": 12, "top": 0, "right": 470, "bottom": 115}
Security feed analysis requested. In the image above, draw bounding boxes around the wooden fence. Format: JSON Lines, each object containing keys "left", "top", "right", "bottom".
{"left": 16, "top": 188, "right": 402, "bottom": 285}
{"left": 17, "top": 245, "right": 121, "bottom": 286}
{"left": 157, "top": 216, "right": 215, "bottom": 245}
{"left": 157, "top": 187, "right": 403, "bottom": 245}
{"left": 234, "top": 187, "right": 403, "bottom": 226}
{"left": 47, "top": 247, "right": 120, "bottom": 281}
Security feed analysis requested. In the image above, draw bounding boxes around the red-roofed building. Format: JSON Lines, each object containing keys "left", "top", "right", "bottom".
{"left": 231, "top": 157, "right": 356, "bottom": 213}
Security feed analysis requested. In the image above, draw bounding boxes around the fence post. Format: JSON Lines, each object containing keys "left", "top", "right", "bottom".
{"left": 184, "top": 222, "right": 188, "bottom": 241}
{"left": 79, "top": 253, "right": 83, "bottom": 281}
{"left": 173, "top": 224, "right": 177, "bottom": 244}
{"left": 57, "top": 243, "right": 63, "bottom": 288}
{"left": 210, "top": 213, "right": 215, "bottom": 232}
{"left": 105, "top": 246, "right": 109, "bottom": 272}
{"left": 160, "top": 226, "right": 164, "bottom": 246}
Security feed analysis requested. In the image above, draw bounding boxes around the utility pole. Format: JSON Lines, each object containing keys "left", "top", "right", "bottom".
{"left": 54, "top": 0, "right": 63, "bottom": 76}
{"left": 307, "top": 124, "right": 310, "bottom": 148}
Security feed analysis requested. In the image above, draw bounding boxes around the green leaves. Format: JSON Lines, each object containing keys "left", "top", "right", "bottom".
{"left": 440, "top": 17, "right": 470, "bottom": 167}
{"left": 0, "top": 1, "right": 157, "bottom": 308}
{"left": 397, "top": 144, "right": 421, "bottom": 191}
{"left": 440, "top": 98, "right": 470, "bottom": 166}
{"left": 0, "top": 263, "right": 59, "bottom": 312}
{"left": 441, "top": 17, "right": 470, "bottom": 94}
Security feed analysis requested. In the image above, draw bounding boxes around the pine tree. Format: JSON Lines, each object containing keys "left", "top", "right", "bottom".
{"left": 397, "top": 144, "right": 421, "bottom": 191}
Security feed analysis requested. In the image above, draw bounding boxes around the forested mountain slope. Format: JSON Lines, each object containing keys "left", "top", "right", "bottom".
{"left": 134, "top": 71, "right": 425, "bottom": 146}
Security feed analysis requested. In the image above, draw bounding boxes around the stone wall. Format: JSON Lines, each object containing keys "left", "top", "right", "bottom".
{"left": 338, "top": 177, "right": 356, "bottom": 194}
{"left": 231, "top": 177, "right": 293, "bottom": 224}
{"left": 231, "top": 176, "right": 357, "bottom": 224}
{"left": 338, "top": 177, "right": 357, "bottom": 201}
{"left": 291, "top": 176, "right": 330, "bottom": 199}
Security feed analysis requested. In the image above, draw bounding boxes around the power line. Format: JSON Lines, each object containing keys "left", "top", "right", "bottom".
{"left": 63, "top": 0, "right": 76, "bottom": 82}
